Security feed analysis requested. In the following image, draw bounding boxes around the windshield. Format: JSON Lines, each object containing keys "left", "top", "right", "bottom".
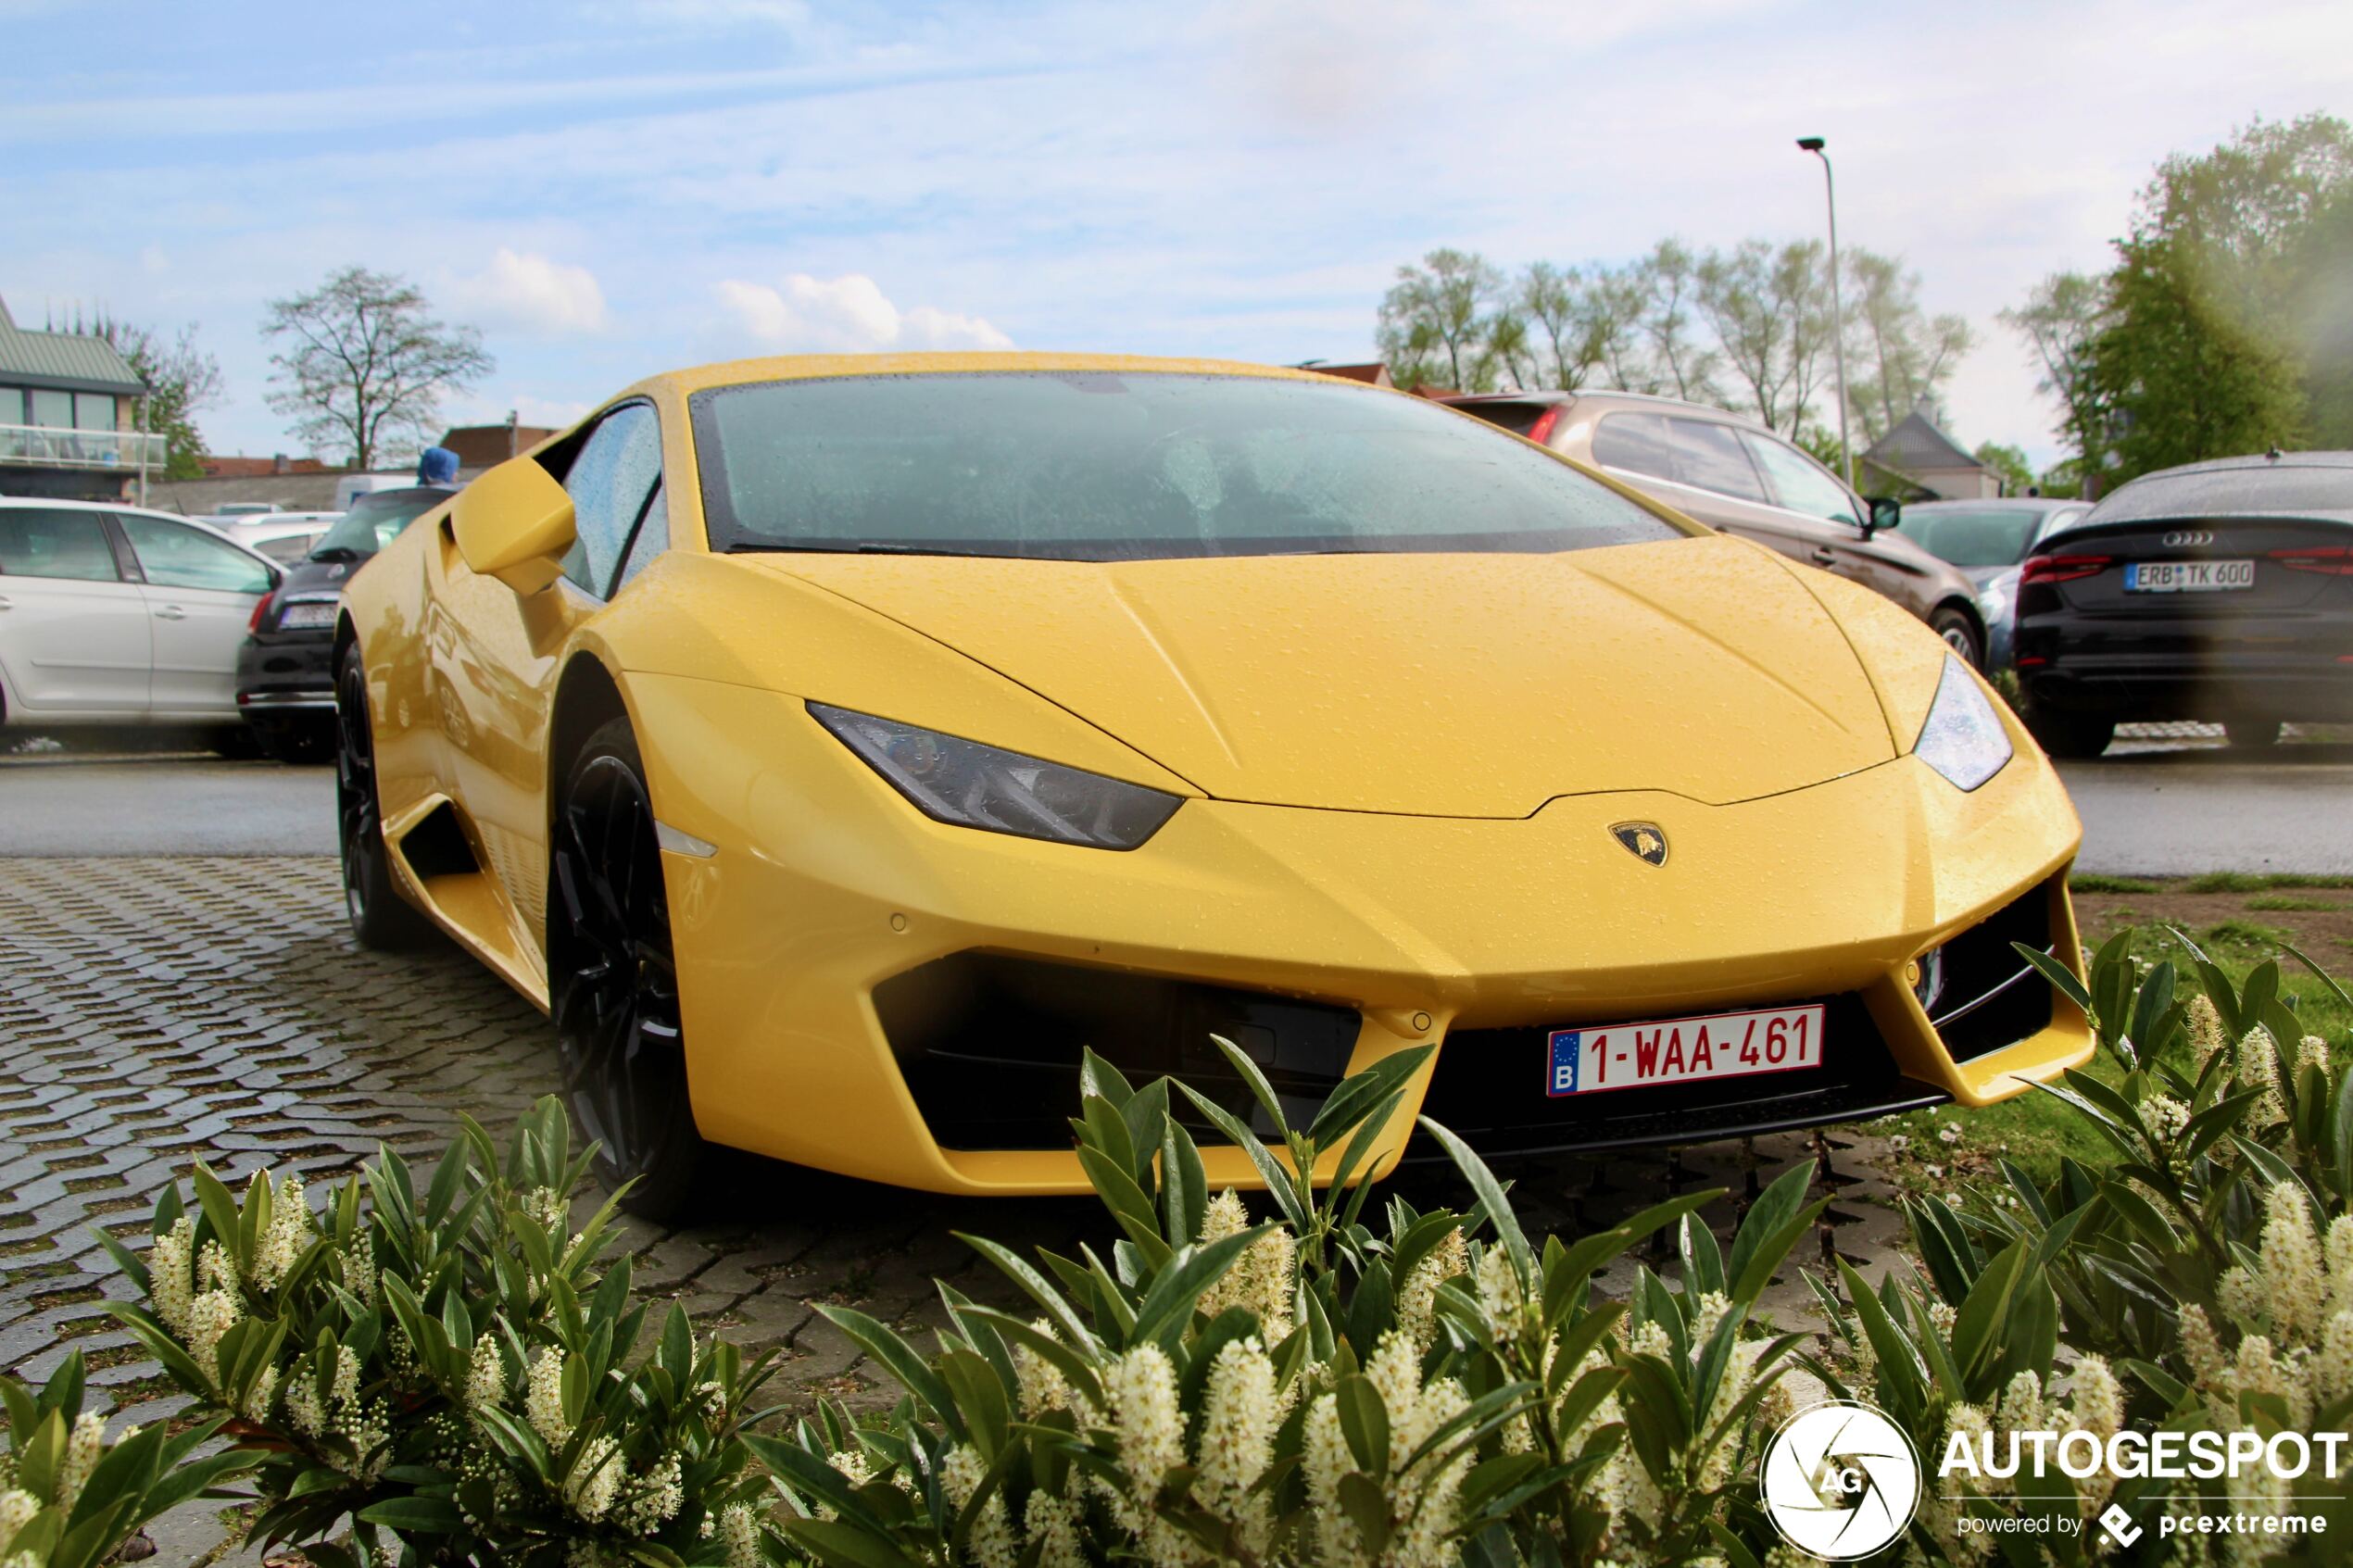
{"left": 1901, "top": 508, "right": 2048, "bottom": 568}
{"left": 309, "top": 488, "right": 450, "bottom": 559}
{"left": 690, "top": 372, "right": 1681, "bottom": 560}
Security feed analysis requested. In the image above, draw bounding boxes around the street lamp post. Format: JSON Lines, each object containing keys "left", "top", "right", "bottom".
{"left": 1797, "top": 136, "right": 1853, "bottom": 491}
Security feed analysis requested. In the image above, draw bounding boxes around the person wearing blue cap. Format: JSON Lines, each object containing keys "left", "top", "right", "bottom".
{"left": 417, "top": 445, "right": 460, "bottom": 486}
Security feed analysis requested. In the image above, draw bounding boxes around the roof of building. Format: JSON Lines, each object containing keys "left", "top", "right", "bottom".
{"left": 1862, "top": 408, "right": 1983, "bottom": 473}
{"left": 439, "top": 421, "right": 561, "bottom": 470}
{"left": 198, "top": 455, "right": 332, "bottom": 479}
{"left": 1299, "top": 361, "right": 1394, "bottom": 387}
{"left": 0, "top": 296, "right": 146, "bottom": 396}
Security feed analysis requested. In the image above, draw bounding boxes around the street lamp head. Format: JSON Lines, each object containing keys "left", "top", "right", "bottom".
{"left": 1796, "top": 136, "right": 1826, "bottom": 152}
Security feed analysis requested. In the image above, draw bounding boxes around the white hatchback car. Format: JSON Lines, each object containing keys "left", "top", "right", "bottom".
{"left": 0, "top": 497, "right": 283, "bottom": 746}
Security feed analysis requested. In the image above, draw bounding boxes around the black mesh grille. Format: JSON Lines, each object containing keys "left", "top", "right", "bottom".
{"left": 1928, "top": 878, "right": 2058, "bottom": 1062}
{"left": 875, "top": 954, "right": 1360, "bottom": 1150}
{"left": 1416, "top": 993, "right": 1943, "bottom": 1160}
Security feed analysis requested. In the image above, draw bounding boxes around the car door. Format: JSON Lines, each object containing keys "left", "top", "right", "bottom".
{"left": 1733, "top": 429, "right": 1906, "bottom": 593}
{"left": 0, "top": 508, "right": 151, "bottom": 715}
{"left": 432, "top": 401, "right": 665, "bottom": 935}
{"left": 112, "top": 514, "right": 275, "bottom": 717}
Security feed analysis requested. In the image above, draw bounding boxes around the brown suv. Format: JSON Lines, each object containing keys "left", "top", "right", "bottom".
{"left": 1443, "top": 390, "right": 1990, "bottom": 666}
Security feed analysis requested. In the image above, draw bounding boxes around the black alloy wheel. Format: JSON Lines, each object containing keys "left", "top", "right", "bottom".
{"left": 335, "top": 646, "right": 436, "bottom": 949}
{"left": 548, "top": 718, "right": 709, "bottom": 1219}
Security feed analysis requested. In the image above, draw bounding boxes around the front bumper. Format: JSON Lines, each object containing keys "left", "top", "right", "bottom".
{"left": 627, "top": 674, "right": 2090, "bottom": 1195}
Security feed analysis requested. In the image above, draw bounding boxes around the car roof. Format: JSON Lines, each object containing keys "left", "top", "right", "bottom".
{"left": 629, "top": 351, "right": 1335, "bottom": 403}
{"left": 1904, "top": 496, "right": 2086, "bottom": 512}
{"left": 1440, "top": 387, "right": 1769, "bottom": 429}
{"left": 2074, "top": 452, "right": 2353, "bottom": 529}
{"left": 0, "top": 495, "right": 282, "bottom": 566}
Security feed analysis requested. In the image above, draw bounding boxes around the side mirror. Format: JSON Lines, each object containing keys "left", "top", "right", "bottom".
{"left": 1863, "top": 495, "right": 1902, "bottom": 536}
{"left": 451, "top": 457, "right": 575, "bottom": 595}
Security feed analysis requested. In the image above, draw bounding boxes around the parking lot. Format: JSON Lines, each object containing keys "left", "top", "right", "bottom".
{"left": 0, "top": 746, "right": 1922, "bottom": 1504}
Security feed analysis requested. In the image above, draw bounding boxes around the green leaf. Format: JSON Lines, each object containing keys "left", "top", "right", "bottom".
{"left": 2012, "top": 940, "right": 2095, "bottom": 1018}
{"left": 355, "top": 1497, "right": 466, "bottom": 1534}
{"left": 1415, "top": 1116, "right": 1530, "bottom": 1291}
{"left": 960, "top": 1308, "right": 1105, "bottom": 1413}
{"left": 1207, "top": 1033, "right": 1291, "bottom": 1141}
{"left": 1951, "top": 1237, "right": 2031, "bottom": 1393}
{"left": 1078, "top": 1047, "right": 1136, "bottom": 1110}
{"left": 814, "top": 1304, "right": 966, "bottom": 1441}
{"left": 956, "top": 1234, "right": 1096, "bottom": 1351}
{"left": 1161, "top": 1116, "right": 1207, "bottom": 1247}
{"left": 1335, "top": 1373, "right": 1390, "bottom": 1475}
{"left": 1131, "top": 1226, "right": 1270, "bottom": 1348}
{"left": 2280, "top": 941, "right": 2353, "bottom": 1012}
{"left": 1308, "top": 1046, "right": 1435, "bottom": 1148}
{"left": 1337, "top": 1472, "right": 1393, "bottom": 1559}
{"left": 1177, "top": 1084, "right": 1310, "bottom": 1235}
{"left": 781, "top": 1516, "right": 930, "bottom": 1568}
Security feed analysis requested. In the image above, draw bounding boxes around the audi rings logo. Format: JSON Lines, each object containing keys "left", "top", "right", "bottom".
{"left": 2163, "top": 529, "right": 2215, "bottom": 547}
{"left": 1761, "top": 1400, "right": 1922, "bottom": 1560}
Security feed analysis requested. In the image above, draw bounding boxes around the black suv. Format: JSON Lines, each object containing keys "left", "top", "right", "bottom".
{"left": 2013, "top": 452, "right": 2353, "bottom": 757}
{"left": 235, "top": 485, "right": 456, "bottom": 761}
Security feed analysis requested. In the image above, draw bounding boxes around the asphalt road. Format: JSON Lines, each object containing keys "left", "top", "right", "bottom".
{"left": 2, "top": 734, "right": 2350, "bottom": 872}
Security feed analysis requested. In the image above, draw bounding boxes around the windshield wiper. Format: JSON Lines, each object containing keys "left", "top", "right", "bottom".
{"left": 308, "top": 546, "right": 360, "bottom": 563}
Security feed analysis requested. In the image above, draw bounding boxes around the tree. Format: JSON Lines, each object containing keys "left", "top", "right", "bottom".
{"left": 261, "top": 267, "right": 492, "bottom": 470}
{"left": 1972, "top": 441, "right": 2035, "bottom": 496}
{"left": 1376, "top": 249, "right": 1505, "bottom": 391}
{"left": 1693, "top": 239, "right": 1831, "bottom": 434}
{"left": 1843, "top": 249, "right": 1972, "bottom": 445}
{"left": 2095, "top": 234, "right": 2306, "bottom": 480}
{"left": 97, "top": 320, "right": 221, "bottom": 480}
{"left": 1998, "top": 271, "right": 2115, "bottom": 484}
{"left": 1634, "top": 240, "right": 1718, "bottom": 404}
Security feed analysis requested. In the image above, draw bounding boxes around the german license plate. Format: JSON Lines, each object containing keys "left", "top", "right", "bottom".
{"left": 1545, "top": 1003, "right": 1825, "bottom": 1097}
{"left": 278, "top": 602, "right": 337, "bottom": 628}
{"left": 2125, "top": 559, "right": 2254, "bottom": 593}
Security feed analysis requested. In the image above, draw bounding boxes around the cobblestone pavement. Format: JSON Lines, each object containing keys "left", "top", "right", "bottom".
{"left": 0, "top": 857, "right": 1908, "bottom": 1509}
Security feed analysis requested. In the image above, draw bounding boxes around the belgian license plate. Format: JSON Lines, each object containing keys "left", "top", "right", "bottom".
{"left": 2125, "top": 559, "right": 2254, "bottom": 593}
{"left": 279, "top": 602, "right": 337, "bottom": 628}
{"left": 1545, "top": 1003, "right": 1824, "bottom": 1097}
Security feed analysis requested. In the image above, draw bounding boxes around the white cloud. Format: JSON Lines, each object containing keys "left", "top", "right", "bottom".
{"left": 714, "top": 272, "right": 1013, "bottom": 353}
{"left": 447, "top": 249, "right": 609, "bottom": 337}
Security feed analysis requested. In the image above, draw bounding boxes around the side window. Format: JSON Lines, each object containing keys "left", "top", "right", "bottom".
{"left": 1590, "top": 412, "right": 1677, "bottom": 482}
{"left": 0, "top": 509, "right": 122, "bottom": 583}
{"left": 117, "top": 516, "right": 273, "bottom": 594}
{"left": 1664, "top": 419, "right": 1769, "bottom": 503}
{"left": 559, "top": 403, "right": 662, "bottom": 597}
{"left": 1741, "top": 433, "right": 1860, "bottom": 525}
{"left": 612, "top": 483, "right": 669, "bottom": 595}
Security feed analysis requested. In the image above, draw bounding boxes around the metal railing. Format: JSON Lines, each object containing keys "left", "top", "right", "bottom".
{"left": 0, "top": 422, "right": 169, "bottom": 470}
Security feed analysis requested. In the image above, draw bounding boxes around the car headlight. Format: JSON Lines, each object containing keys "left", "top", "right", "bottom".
{"left": 1913, "top": 655, "right": 2013, "bottom": 791}
{"left": 810, "top": 703, "right": 1182, "bottom": 849}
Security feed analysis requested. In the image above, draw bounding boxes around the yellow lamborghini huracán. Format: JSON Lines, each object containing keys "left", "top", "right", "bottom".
{"left": 333, "top": 354, "right": 2088, "bottom": 1216}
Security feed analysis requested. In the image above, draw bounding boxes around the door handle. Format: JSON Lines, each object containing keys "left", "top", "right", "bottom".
{"left": 154, "top": 605, "right": 187, "bottom": 621}
{"left": 0, "top": 595, "right": 11, "bottom": 609}
{"left": 1809, "top": 548, "right": 1837, "bottom": 565}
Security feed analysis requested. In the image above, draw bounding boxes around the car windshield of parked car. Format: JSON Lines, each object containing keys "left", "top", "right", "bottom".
{"left": 309, "top": 488, "right": 450, "bottom": 559}
{"left": 691, "top": 372, "right": 1682, "bottom": 560}
{"left": 1902, "top": 507, "right": 2047, "bottom": 568}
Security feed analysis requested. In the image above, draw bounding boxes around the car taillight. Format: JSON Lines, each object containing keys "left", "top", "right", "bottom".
{"left": 1525, "top": 406, "right": 1565, "bottom": 445}
{"left": 247, "top": 590, "right": 277, "bottom": 633}
{"left": 2270, "top": 544, "right": 2353, "bottom": 575}
{"left": 2020, "top": 553, "right": 2113, "bottom": 584}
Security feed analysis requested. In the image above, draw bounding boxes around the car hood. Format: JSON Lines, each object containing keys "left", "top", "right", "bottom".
{"left": 744, "top": 533, "right": 1894, "bottom": 817}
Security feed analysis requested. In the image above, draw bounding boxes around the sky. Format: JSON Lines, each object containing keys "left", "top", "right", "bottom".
{"left": 5, "top": 0, "right": 2349, "bottom": 470}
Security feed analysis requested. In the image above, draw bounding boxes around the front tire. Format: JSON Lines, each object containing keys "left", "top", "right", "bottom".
{"left": 1930, "top": 605, "right": 1985, "bottom": 671}
{"left": 335, "top": 646, "right": 438, "bottom": 950}
{"left": 547, "top": 718, "right": 710, "bottom": 1221}
{"left": 2023, "top": 705, "right": 2115, "bottom": 759}
{"left": 2223, "top": 718, "right": 2284, "bottom": 749}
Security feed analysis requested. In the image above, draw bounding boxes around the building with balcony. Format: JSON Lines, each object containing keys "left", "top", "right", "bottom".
{"left": 0, "top": 296, "right": 165, "bottom": 502}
